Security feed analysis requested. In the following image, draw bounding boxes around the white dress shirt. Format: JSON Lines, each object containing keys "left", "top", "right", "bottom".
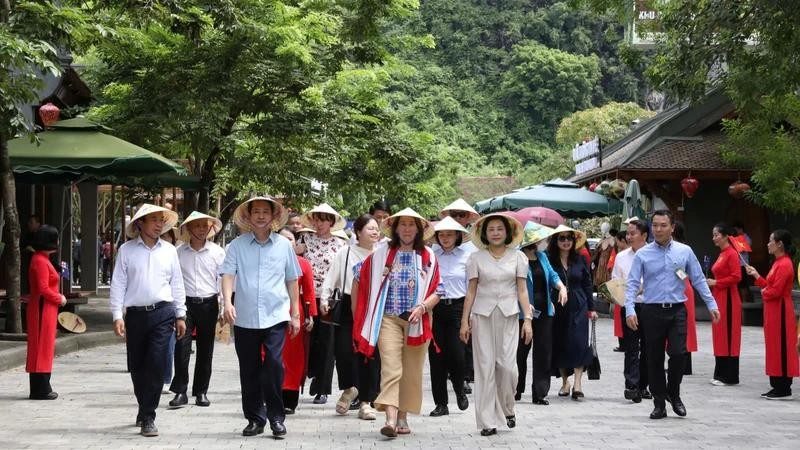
{"left": 177, "top": 240, "right": 226, "bottom": 298}
{"left": 612, "top": 247, "right": 641, "bottom": 303}
{"left": 434, "top": 246, "right": 470, "bottom": 298}
{"left": 110, "top": 237, "right": 187, "bottom": 321}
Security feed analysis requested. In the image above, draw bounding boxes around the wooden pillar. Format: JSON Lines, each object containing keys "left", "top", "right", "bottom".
{"left": 78, "top": 182, "right": 98, "bottom": 292}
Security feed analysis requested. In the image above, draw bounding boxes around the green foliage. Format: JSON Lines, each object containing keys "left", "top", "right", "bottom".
{"left": 555, "top": 101, "right": 655, "bottom": 146}
{"left": 501, "top": 43, "right": 601, "bottom": 137}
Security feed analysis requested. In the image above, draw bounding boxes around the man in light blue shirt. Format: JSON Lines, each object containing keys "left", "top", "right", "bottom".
{"left": 625, "top": 210, "right": 720, "bottom": 420}
{"left": 221, "top": 196, "right": 301, "bottom": 438}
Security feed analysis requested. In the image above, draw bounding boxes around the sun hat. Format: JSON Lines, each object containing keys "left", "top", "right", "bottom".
{"left": 623, "top": 216, "right": 641, "bottom": 225}
{"left": 301, "top": 203, "right": 347, "bottom": 232}
{"left": 126, "top": 204, "right": 179, "bottom": 239}
{"left": 332, "top": 229, "right": 350, "bottom": 241}
{"left": 232, "top": 196, "right": 289, "bottom": 233}
{"left": 439, "top": 198, "right": 480, "bottom": 223}
{"left": 551, "top": 224, "right": 588, "bottom": 249}
{"left": 471, "top": 213, "right": 524, "bottom": 249}
{"left": 519, "top": 221, "right": 556, "bottom": 249}
{"left": 179, "top": 211, "right": 223, "bottom": 242}
{"left": 433, "top": 216, "right": 469, "bottom": 234}
{"left": 382, "top": 207, "right": 435, "bottom": 241}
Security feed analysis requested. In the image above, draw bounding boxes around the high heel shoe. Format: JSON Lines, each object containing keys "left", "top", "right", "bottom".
{"left": 571, "top": 389, "right": 584, "bottom": 400}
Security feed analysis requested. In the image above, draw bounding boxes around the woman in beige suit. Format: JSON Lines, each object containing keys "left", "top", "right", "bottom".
{"left": 460, "top": 213, "right": 533, "bottom": 436}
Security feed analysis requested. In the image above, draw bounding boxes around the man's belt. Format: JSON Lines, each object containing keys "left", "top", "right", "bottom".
{"left": 643, "top": 301, "right": 685, "bottom": 309}
{"left": 440, "top": 296, "right": 465, "bottom": 306}
{"left": 126, "top": 301, "right": 170, "bottom": 312}
{"left": 186, "top": 295, "right": 218, "bottom": 304}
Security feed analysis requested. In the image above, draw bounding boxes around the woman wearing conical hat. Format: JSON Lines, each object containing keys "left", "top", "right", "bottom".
{"left": 352, "top": 208, "right": 441, "bottom": 438}
{"left": 459, "top": 213, "right": 533, "bottom": 436}
{"left": 301, "top": 203, "right": 347, "bottom": 404}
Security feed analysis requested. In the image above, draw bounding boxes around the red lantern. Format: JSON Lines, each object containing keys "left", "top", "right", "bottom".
{"left": 681, "top": 176, "right": 699, "bottom": 198}
{"left": 728, "top": 181, "right": 750, "bottom": 199}
{"left": 38, "top": 102, "right": 60, "bottom": 127}
{"left": 589, "top": 182, "right": 598, "bottom": 192}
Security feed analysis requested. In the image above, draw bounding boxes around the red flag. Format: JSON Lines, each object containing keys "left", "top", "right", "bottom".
{"left": 728, "top": 235, "right": 752, "bottom": 253}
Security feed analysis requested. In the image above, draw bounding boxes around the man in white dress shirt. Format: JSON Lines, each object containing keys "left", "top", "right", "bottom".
{"left": 168, "top": 212, "right": 226, "bottom": 409}
{"left": 110, "top": 204, "right": 186, "bottom": 437}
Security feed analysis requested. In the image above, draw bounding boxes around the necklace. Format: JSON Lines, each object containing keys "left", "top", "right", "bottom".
{"left": 489, "top": 248, "right": 506, "bottom": 260}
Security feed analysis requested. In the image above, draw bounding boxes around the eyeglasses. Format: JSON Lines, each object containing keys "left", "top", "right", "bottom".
{"left": 449, "top": 211, "right": 468, "bottom": 219}
{"left": 557, "top": 235, "right": 575, "bottom": 242}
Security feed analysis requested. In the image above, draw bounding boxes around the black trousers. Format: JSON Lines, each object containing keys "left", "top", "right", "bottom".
{"left": 516, "top": 316, "right": 553, "bottom": 400}
{"left": 234, "top": 322, "right": 287, "bottom": 426}
{"left": 714, "top": 356, "right": 740, "bottom": 384}
{"left": 357, "top": 350, "right": 381, "bottom": 403}
{"left": 428, "top": 299, "right": 466, "bottom": 406}
{"left": 770, "top": 376, "right": 793, "bottom": 394}
{"left": 334, "top": 295, "right": 358, "bottom": 390}
{"left": 283, "top": 390, "right": 300, "bottom": 410}
{"left": 640, "top": 303, "right": 686, "bottom": 406}
{"left": 125, "top": 303, "right": 175, "bottom": 423}
{"left": 308, "top": 298, "right": 335, "bottom": 395}
{"left": 622, "top": 303, "right": 648, "bottom": 391}
{"left": 29, "top": 373, "right": 53, "bottom": 399}
{"left": 170, "top": 299, "right": 219, "bottom": 395}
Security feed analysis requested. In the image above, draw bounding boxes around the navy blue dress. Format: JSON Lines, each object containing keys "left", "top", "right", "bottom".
{"left": 549, "top": 255, "right": 594, "bottom": 371}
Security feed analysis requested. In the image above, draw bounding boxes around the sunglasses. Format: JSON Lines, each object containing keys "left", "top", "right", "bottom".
{"left": 449, "top": 211, "right": 468, "bottom": 219}
{"left": 557, "top": 235, "right": 575, "bottom": 242}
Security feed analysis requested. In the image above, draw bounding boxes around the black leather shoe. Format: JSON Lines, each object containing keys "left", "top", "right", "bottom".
{"left": 667, "top": 396, "right": 686, "bottom": 417}
{"left": 242, "top": 421, "right": 264, "bottom": 436}
{"left": 169, "top": 392, "right": 188, "bottom": 408}
{"left": 533, "top": 398, "right": 549, "bottom": 405}
{"left": 349, "top": 398, "right": 360, "bottom": 410}
{"left": 624, "top": 388, "right": 642, "bottom": 403}
{"left": 463, "top": 381, "right": 472, "bottom": 394}
{"left": 649, "top": 406, "right": 667, "bottom": 419}
{"left": 457, "top": 394, "right": 469, "bottom": 411}
{"left": 195, "top": 393, "right": 210, "bottom": 407}
{"left": 640, "top": 389, "right": 652, "bottom": 399}
{"left": 480, "top": 428, "right": 497, "bottom": 436}
{"left": 429, "top": 404, "right": 449, "bottom": 417}
{"left": 506, "top": 415, "right": 516, "bottom": 428}
{"left": 270, "top": 420, "right": 287, "bottom": 437}
{"left": 514, "top": 392, "right": 522, "bottom": 401}
{"left": 135, "top": 419, "right": 143, "bottom": 427}
{"left": 284, "top": 407, "right": 296, "bottom": 415}
{"left": 313, "top": 394, "right": 328, "bottom": 404}
{"left": 30, "top": 391, "right": 58, "bottom": 400}
{"left": 140, "top": 420, "right": 159, "bottom": 437}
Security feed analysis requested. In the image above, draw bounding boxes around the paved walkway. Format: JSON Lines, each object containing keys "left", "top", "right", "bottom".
{"left": 0, "top": 319, "right": 796, "bottom": 449}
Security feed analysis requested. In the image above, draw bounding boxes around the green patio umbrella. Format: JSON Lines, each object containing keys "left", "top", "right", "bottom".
{"left": 492, "top": 179, "right": 622, "bottom": 218}
{"left": 9, "top": 117, "right": 187, "bottom": 179}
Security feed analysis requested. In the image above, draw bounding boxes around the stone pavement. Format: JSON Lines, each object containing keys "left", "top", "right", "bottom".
{"left": 0, "top": 319, "right": 796, "bottom": 449}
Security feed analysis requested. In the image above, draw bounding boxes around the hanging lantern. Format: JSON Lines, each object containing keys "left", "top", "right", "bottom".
{"left": 38, "top": 102, "right": 60, "bottom": 127}
{"left": 728, "top": 181, "right": 751, "bottom": 199}
{"left": 681, "top": 176, "right": 699, "bottom": 198}
{"left": 589, "top": 182, "right": 598, "bottom": 192}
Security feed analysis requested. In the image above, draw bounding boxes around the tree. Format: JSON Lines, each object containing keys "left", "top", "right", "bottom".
{"left": 501, "top": 42, "right": 601, "bottom": 139}
{"left": 555, "top": 101, "right": 655, "bottom": 146}
{"left": 1, "top": 1, "right": 90, "bottom": 333}
{"left": 575, "top": 0, "right": 800, "bottom": 213}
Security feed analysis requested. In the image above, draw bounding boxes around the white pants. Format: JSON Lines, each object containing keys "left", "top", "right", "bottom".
{"left": 471, "top": 308, "right": 518, "bottom": 430}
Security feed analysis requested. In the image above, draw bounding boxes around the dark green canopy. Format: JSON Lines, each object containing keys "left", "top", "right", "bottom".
{"left": 9, "top": 117, "right": 187, "bottom": 181}
{"left": 474, "top": 179, "right": 622, "bottom": 218}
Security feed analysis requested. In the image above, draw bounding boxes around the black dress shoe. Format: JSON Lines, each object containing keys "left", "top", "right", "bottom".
{"left": 195, "top": 393, "right": 210, "bottom": 407}
{"left": 140, "top": 420, "right": 159, "bottom": 437}
{"left": 169, "top": 392, "right": 188, "bottom": 408}
{"left": 514, "top": 392, "right": 522, "bottom": 401}
{"left": 624, "top": 388, "right": 642, "bottom": 403}
{"left": 457, "top": 394, "right": 469, "bottom": 411}
{"left": 649, "top": 406, "right": 667, "bottom": 420}
{"left": 506, "top": 415, "right": 516, "bottom": 428}
{"left": 30, "top": 391, "right": 59, "bottom": 400}
{"left": 640, "top": 389, "right": 652, "bottom": 399}
{"left": 532, "top": 398, "right": 549, "bottom": 405}
{"left": 429, "top": 404, "right": 449, "bottom": 416}
{"left": 349, "top": 398, "right": 360, "bottom": 410}
{"left": 242, "top": 421, "right": 265, "bottom": 436}
{"left": 284, "top": 407, "right": 296, "bottom": 415}
{"left": 480, "top": 428, "right": 497, "bottom": 436}
{"left": 270, "top": 420, "right": 287, "bottom": 437}
{"left": 463, "top": 381, "right": 472, "bottom": 395}
{"left": 667, "top": 396, "right": 686, "bottom": 417}
{"left": 313, "top": 394, "right": 328, "bottom": 404}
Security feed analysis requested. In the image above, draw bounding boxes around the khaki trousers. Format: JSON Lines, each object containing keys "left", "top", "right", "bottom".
{"left": 374, "top": 315, "right": 428, "bottom": 414}
{"left": 472, "top": 308, "right": 518, "bottom": 430}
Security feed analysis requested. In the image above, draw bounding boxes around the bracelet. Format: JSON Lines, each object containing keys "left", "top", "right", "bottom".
{"left": 418, "top": 303, "right": 427, "bottom": 314}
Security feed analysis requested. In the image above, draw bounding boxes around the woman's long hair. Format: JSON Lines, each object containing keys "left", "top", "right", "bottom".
{"left": 389, "top": 217, "right": 426, "bottom": 251}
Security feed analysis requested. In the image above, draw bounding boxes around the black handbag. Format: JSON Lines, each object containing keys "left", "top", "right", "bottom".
{"left": 587, "top": 318, "right": 601, "bottom": 380}
{"left": 321, "top": 248, "right": 349, "bottom": 326}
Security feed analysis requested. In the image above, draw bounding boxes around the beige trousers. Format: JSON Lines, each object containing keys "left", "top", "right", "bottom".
{"left": 471, "top": 307, "right": 518, "bottom": 430}
{"left": 374, "top": 315, "right": 429, "bottom": 414}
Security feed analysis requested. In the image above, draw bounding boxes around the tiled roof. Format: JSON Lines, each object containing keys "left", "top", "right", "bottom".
{"left": 629, "top": 132, "right": 734, "bottom": 170}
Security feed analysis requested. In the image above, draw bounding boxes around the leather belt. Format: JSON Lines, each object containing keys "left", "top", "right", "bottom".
{"left": 127, "top": 301, "right": 170, "bottom": 312}
{"left": 186, "top": 295, "right": 218, "bottom": 304}
{"left": 440, "top": 297, "right": 465, "bottom": 306}
{"left": 643, "top": 302, "right": 684, "bottom": 309}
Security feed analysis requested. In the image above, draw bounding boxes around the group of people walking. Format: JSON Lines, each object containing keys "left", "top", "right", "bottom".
{"left": 22, "top": 193, "right": 800, "bottom": 439}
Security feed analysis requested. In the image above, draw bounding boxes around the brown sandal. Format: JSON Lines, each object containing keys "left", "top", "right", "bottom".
{"left": 380, "top": 423, "right": 397, "bottom": 438}
{"left": 396, "top": 419, "right": 411, "bottom": 435}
